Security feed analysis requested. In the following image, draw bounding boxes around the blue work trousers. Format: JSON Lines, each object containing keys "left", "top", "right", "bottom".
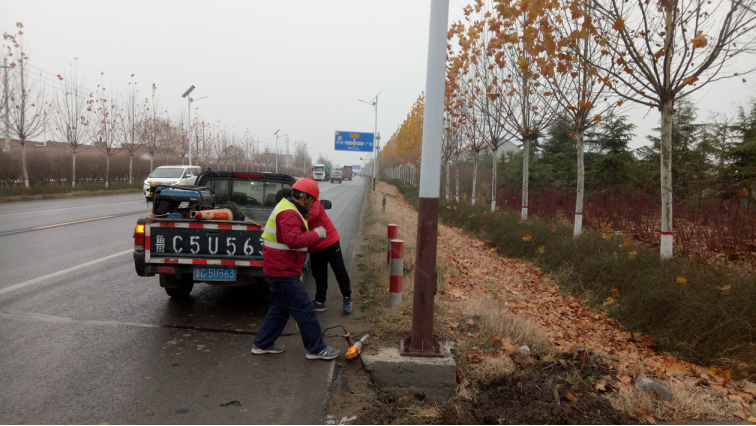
{"left": 253, "top": 275, "right": 327, "bottom": 355}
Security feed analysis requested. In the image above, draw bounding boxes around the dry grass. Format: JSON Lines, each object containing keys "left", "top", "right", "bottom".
{"left": 606, "top": 379, "right": 747, "bottom": 421}
{"left": 468, "top": 354, "right": 516, "bottom": 382}
{"left": 457, "top": 294, "right": 550, "bottom": 356}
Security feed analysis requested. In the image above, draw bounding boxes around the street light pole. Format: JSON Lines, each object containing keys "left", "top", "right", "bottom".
{"left": 302, "top": 142, "right": 308, "bottom": 178}
{"left": 182, "top": 85, "right": 208, "bottom": 166}
{"left": 359, "top": 91, "right": 381, "bottom": 191}
{"left": 402, "top": 0, "right": 449, "bottom": 357}
{"left": 273, "top": 129, "right": 280, "bottom": 173}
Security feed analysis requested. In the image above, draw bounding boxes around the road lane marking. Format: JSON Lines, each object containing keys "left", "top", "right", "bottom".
{"left": 0, "top": 199, "right": 145, "bottom": 217}
{"left": 0, "top": 310, "right": 302, "bottom": 336}
{"left": 33, "top": 216, "right": 114, "bottom": 229}
{"left": 0, "top": 210, "right": 144, "bottom": 238}
{"left": 0, "top": 249, "right": 132, "bottom": 296}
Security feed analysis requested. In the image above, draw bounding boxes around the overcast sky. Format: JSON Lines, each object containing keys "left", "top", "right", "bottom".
{"left": 2, "top": 0, "right": 755, "bottom": 168}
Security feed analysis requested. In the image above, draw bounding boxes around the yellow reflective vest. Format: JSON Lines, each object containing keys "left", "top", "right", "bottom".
{"left": 260, "top": 198, "right": 309, "bottom": 252}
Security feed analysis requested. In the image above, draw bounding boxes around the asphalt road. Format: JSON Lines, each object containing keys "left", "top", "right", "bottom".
{"left": 0, "top": 177, "right": 368, "bottom": 424}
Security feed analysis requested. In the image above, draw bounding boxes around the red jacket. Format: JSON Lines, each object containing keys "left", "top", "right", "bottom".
{"left": 307, "top": 201, "right": 340, "bottom": 253}
{"left": 262, "top": 207, "right": 320, "bottom": 277}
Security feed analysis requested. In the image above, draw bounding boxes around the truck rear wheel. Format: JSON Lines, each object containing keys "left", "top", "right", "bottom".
{"left": 160, "top": 274, "right": 194, "bottom": 298}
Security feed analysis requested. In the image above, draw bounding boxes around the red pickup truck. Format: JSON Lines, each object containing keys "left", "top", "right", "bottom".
{"left": 133, "top": 171, "right": 329, "bottom": 298}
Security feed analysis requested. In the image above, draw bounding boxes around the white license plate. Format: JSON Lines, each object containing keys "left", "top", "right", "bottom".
{"left": 193, "top": 266, "right": 236, "bottom": 281}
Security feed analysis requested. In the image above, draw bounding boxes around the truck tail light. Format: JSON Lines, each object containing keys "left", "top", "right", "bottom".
{"left": 134, "top": 223, "right": 145, "bottom": 247}
{"left": 157, "top": 267, "right": 174, "bottom": 273}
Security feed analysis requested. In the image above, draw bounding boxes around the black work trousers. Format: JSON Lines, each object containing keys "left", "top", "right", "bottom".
{"left": 311, "top": 240, "right": 352, "bottom": 303}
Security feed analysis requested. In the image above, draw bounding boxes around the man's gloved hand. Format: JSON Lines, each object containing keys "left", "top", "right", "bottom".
{"left": 314, "top": 226, "right": 327, "bottom": 239}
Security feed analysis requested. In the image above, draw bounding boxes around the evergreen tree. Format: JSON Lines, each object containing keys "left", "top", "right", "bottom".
{"left": 587, "top": 115, "right": 637, "bottom": 186}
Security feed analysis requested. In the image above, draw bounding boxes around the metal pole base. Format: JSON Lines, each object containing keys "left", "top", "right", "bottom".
{"left": 400, "top": 337, "right": 445, "bottom": 357}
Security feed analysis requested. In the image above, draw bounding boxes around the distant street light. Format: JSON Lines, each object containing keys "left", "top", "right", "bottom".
{"left": 302, "top": 142, "right": 308, "bottom": 178}
{"left": 358, "top": 91, "right": 382, "bottom": 191}
{"left": 182, "top": 85, "right": 208, "bottom": 166}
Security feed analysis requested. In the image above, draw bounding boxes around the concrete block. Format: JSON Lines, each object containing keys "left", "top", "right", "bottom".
{"left": 362, "top": 343, "right": 456, "bottom": 403}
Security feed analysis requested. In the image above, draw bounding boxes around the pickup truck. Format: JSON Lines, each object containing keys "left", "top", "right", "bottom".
{"left": 133, "top": 171, "right": 330, "bottom": 298}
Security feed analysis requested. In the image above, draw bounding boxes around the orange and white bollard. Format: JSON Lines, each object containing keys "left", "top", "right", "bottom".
{"left": 387, "top": 224, "right": 398, "bottom": 272}
{"left": 389, "top": 239, "right": 404, "bottom": 308}
{"left": 189, "top": 208, "right": 234, "bottom": 220}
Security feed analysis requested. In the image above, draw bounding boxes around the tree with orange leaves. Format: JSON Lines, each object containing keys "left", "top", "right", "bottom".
{"left": 586, "top": 0, "right": 756, "bottom": 259}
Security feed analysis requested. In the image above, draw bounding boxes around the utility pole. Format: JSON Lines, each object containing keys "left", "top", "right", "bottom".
{"left": 274, "top": 129, "right": 280, "bottom": 173}
{"left": 302, "top": 142, "right": 308, "bottom": 177}
{"left": 401, "top": 0, "right": 449, "bottom": 357}
{"left": 2, "top": 56, "right": 11, "bottom": 153}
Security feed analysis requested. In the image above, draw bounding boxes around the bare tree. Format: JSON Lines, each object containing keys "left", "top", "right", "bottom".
{"left": 4, "top": 25, "right": 49, "bottom": 188}
{"left": 119, "top": 74, "right": 144, "bottom": 184}
{"left": 293, "top": 140, "right": 311, "bottom": 177}
{"left": 51, "top": 61, "right": 91, "bottom": 188}
{"left": 94, "top": 78, "right": 120, "bottom": 188}
{"left": 590, "top": 0, "right": 756, "bottom": 258}
{"left": 140, "top": 83, "right": 164, "bottom": 172}
{"left": 172, "top": 109, "right": 189, "bottom": 165}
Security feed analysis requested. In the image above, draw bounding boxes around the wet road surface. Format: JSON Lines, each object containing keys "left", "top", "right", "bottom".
{"left": 0, "top": 178, "right": 368, "bottom": 424}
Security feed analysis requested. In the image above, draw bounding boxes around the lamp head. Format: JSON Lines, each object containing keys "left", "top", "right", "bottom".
{"left": 182, "top": 85, "right": 195, "bottom": 98}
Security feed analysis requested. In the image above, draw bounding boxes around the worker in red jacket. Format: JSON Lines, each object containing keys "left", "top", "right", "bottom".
{"left": 307, "top": 198, "right": 353, "bottom": 313}
{"left": 251, "top": 179, "right": 340, "bottom": 360}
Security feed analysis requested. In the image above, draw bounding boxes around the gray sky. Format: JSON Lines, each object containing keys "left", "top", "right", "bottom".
{"left": 2, "top": 0, "right": 755, "bottom": 167}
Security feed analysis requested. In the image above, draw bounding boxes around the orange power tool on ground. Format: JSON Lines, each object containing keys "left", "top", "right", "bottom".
{"left": 345, "top": 334, "right": 370, "bottom": 360}
{"left": 323, "top": 325, "right": 369, "bottom": 360}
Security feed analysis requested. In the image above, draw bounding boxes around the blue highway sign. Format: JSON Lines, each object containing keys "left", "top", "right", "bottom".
{"left": 335, "top": 131, "right": 374, "bottom": 152}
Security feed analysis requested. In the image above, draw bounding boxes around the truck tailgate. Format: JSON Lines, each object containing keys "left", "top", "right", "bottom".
{"left": 145, "top": 220, "right": 264, "bottom": 266}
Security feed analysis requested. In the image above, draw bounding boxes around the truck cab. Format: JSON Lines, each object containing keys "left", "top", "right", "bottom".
{"left": 313, "top": 164, "right": 328, "bottom": 181}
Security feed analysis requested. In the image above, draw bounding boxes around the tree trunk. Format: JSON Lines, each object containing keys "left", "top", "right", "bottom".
{"left": 491, "top": 146, "right": 497, "bottom": 212}
{"left": 21, "top": 142, "right": 29, "bottom": 188}
{"left": 472, "top": 157, "right": 478, "bottom": 205}
{"left": 72, "top": 152, "right": 77, "bottom": 189}
{"left": 129, "top": 155, "right": 133, "bottom": 185}
{"left": 574, "top": 130, "right": 585, "bottom": 238}
{"left": 150, "top": 155, "right": 154, "bottom": 172}
{"left": 455, "top": 161, "right": 460, "bottom": 202}
{"left": 521, "top": 136, "right": 530, "bottom": 220}
{"left": 660, "top": 98, "right": 675, "bottom": 259}
{"left": 105, "top": 155, "right": 110, "bottom": 189}
{"left": 446, "top": 161, "right": 450, "bottom": 200}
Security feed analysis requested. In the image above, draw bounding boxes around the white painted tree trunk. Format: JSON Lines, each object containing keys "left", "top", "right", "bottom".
{"left": 72, "top": 152, "right": 77, "bottom": 189}
{"left": 660, "top": 98, "right": 674, "bottom": 259}
{"left": 521, "top": 136, "right": 530, "bottom": 220}
{"left": 574, "top": 129, "right": 585, "bottom": 238}
{"left": 471, "top": 157, "right": 478, "bottom": 205}
{"left": 150, "top": 155, "right": 154, "bottom": 173}
{"left": 491, "top": 146, "right": 497, "bottom": 212}
{"left": 129, "top": 155, "right": 133, "bottom": 185}
{"left": 445, "top": 161, "right": 450, "bottom": 200}
{"left": 105, "top": 155, "right": 110, "bottom": 189}
{"left": 455, "top": 161, "right": 460, "bottom": 202}
{"left": 21, "top": 143, "right": 29, "bottom": 188}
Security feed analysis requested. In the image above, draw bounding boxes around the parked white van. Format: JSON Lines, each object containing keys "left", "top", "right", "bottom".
{"left": 143, "top": 165, "right": 202, "bottom": 200}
